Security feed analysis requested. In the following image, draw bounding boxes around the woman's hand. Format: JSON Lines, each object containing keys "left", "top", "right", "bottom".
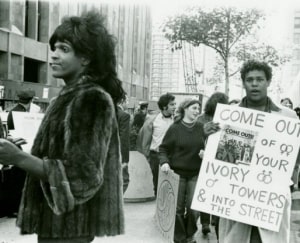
{"left": 204, "top": 122, "right": 220, "bottom": 136}
{"left": 161, "top": 163, "right": 171, "bottom": 174}
{"left": 0, "top": 138, "right": 23, "bottom": 165}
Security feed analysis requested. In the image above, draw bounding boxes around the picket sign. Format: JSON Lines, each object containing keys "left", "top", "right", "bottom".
{"left": 155, "top": 169, "right": 179, "bottom": 242}
{"left": 11, "top": 111, "right": 44, "bottom": 153}
{"left": 191, "top": 104, "right": 300, "bottom": 232}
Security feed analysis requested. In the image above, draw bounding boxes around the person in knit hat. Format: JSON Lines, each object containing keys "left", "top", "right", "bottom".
{"left": 7, "top": 90, "right": 40, "bottom": 130}
{"left": 159, "top": 98, "right": 207, "bottom": 243}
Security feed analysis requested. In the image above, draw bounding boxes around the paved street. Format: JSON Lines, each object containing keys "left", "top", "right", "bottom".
{"left": 291, "top": 190, "right": 300, "bottom": 243}
{"left": 0, "top": 191, "right": 299, "bottom": 243}
{"left": 0, "top": 199, "right": 217, "bottom": 243}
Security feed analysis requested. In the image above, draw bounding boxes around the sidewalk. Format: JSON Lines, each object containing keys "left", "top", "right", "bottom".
{"left": 0, "top": 200, "right": 217, "bottom": 243}
{"left": 291, "top": 190, "right": 300, "bottom": 243}
{"left": 0, "top": 193, "right": 299, "bottom": 243}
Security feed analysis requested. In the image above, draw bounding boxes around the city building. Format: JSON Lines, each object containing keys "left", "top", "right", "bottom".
{"left": 290, "top": 10, "right": 300, "bottom": 80}
{"left": 150, "top": 28, "right": 182, "bottom": 101}
{"left": 284, "top": 9, "right": 300, "bottom": 107}
{"left": 0, "top": 0, "right": 152, "bottom": 111}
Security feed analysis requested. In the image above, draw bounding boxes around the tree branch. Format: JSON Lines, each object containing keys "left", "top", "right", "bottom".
{"left": 228, "top": 32, "right": 244, "bottom": 50}
{"left": 229, "top": 68, "right": 241, "bottom": 77}
{"left": 201, "top": 41, "right": 226, "bottom": 60}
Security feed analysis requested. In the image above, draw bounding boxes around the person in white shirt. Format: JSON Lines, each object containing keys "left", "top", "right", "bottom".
{"left": 137, "top": 93, "right": 176, "bottom": 196}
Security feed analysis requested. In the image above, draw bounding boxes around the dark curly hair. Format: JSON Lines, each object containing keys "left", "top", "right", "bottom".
{"left": 157, "top": 93, "right": 175, "bottom": 111}
{"left": 49, "top": 11, "right": 126, "bottom": 104}
{"left": 240, "top": 60, "right": 272, "bottom": 82}
{"left": 204, "top": 92, "right": 228, "bottom": 116}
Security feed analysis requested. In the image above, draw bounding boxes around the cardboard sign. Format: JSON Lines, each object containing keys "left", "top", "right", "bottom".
{"left": 191, "top": 104, "right": 300, "bottom": 232}
{"left": 155, "top": 169, "right": 179, "bottom": 242}
{"left": 10, "top": 111, "right": 44, "bottom": 153}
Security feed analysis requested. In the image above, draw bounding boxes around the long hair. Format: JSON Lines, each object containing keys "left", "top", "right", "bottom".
{"left": 49, "top": 11, "right": 126, "bottom": 104}
{"left": 174, "top": 98, "right": 201, "bottom": 123}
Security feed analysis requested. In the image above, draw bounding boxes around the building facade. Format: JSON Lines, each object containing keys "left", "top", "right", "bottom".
{"left": 278, "top": 8, "right": 300, "bottom": 107}
{"left": 150, "top": 29, "right": 182, "bottom": 101}
{"left": 0, "top": 0, "right": 152, "bottom": 111}
{"left": 291, "top": 10, "right": 300, "bottom": 79}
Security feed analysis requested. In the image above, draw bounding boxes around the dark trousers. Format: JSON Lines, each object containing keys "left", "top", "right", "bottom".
{"left": 174, "top": 176, "right": 210, "bottom": 243}
{"left": 250, "top": 226, "right": 262, "bottom": 243}
{"left": 149, "top": 151, "right": 160, "bottom": 196}
{"left": 122, "top": 164, "right": 130, "bottom": 193}
{"left": 212, "top": 215, "right": 219, "bottom": 240}
{"left": 0, "top": 166, "right": 26, "bottom": 217}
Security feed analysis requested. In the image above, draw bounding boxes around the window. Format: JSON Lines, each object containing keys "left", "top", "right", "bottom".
{"left": 293, "top": 49, "right": 300, "bottom": 60}
{"left": 291, "top": 64, "right": 300, "bottom": 76}
{"left": 294, "top": 33, "right": 300, "bottom": 44}
{"left": 131, "top": 84, "right": 136, "bottom": 97}
{"left": 25, "top": 0, "right": 37, "bottom": 39}
{"left": 24, "top": 57, "right": 42, "bottom": 83}
{"left": 143, "top": 87, "right": 148, "bottom": 99}
{"left": 0, "top": 51, "right": 7, "bottom": 79}
{"left": 295, "top": 17, "right": 300, "bottom": 28}
{"left": 117, "top": 7, "right": 125, "bottom": 66}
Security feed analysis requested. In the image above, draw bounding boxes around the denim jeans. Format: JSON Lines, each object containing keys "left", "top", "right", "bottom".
{"left": 174, "top": 175, "right": 210, "bottom": 243}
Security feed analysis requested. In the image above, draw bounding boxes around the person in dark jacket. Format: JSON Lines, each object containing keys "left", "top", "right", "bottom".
{"left": 0, "top": 116, "right": 11, "bottom": 217}
{"left": 132, "top": 101, "right": 148, "bottom": 132}
{"left": 7, "top": 90, "right": 36, "bottom": 130}
{"left": 197, "top": 92, "right": 229, "bottom": 239}
{"left": 2, "top": 89, "right": 35, "bottom": 217}
{"left": 117, "top": 98, "right": 131, "bottom": 193}
{"left": 0, "top": 11, "right": 125, "bottom": 243}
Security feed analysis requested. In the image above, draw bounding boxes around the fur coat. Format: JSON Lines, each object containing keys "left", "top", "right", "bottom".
{"left": 16, "top": 77, "right": 124, "bottom": 238}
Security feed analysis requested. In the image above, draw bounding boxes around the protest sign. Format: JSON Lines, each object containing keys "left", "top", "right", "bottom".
{"left": 191, "top": 104, "right": 300, "bottom": 231}
{"left": 155, "top": 169, "right": 179, "bottom": 242}
{"left": 10, "top": 111, "right": 44, "bottom": 153}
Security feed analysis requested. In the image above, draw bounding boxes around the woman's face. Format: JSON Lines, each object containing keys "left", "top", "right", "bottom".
{"left": 184, "top": 103, "right": 200, "bottom": 121}
{"left": 50, "top": 41, "right": 86, "bottom": 85}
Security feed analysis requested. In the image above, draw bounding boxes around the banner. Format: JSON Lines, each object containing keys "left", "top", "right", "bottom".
{"left": 191, "top": 104, "right": 300, "bottom": 231}
{"left": 10, "top": 111, "right": 44, "bottom": 153}
{"left": 155, "top": 169, "right": 179, "bottom": 242}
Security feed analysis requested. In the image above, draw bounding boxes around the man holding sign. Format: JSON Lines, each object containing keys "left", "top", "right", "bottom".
{"left": 196, "top": 60, "right": 299, "bottom": 243}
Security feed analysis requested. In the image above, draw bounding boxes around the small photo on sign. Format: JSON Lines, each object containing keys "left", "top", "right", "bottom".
{"left": 215, "top": 125, "right": 258, "bottom": 165}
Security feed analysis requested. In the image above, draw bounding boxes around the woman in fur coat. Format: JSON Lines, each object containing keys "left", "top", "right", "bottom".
{"left": 0, "top": 11, "right": 125, "bottom": 243}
